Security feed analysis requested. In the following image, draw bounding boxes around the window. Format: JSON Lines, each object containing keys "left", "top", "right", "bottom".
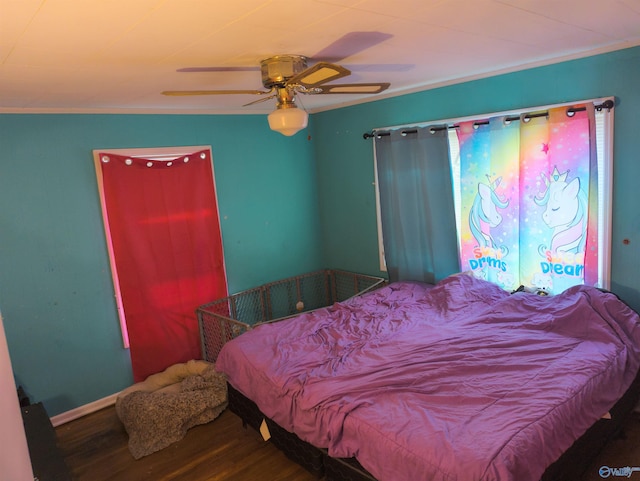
{"left": 374, "top": 97, "right": 613, "bottom": 293}
{"left": 93, "top": 146, "right": 227, "bottom": 381}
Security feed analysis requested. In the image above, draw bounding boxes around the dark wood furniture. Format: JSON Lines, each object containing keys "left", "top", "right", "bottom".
{"left": 22, "top": 402, "right": 72, "bottom": 481}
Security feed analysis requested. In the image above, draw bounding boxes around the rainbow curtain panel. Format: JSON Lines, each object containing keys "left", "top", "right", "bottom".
{"left": 456, "top": 106, "right": 597, "bottom": 293}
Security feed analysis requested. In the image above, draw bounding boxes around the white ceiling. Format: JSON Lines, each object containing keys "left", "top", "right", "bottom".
{"left": 1, "top": 0, "right": 639, "bottom": 114}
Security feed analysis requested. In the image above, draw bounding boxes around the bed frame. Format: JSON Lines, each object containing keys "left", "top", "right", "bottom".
{"left": 227, "top": 375, "right": 640, "bottom": 481}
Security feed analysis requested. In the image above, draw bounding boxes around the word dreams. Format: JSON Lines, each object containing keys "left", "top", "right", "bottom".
{"left": 468, "top": 247, "right": 584, "bottom": 278}
{"left": 469, "top": 247, "right": 506, "bottom": 272}
{"left": 540, "top": 250, "right": 585, "bottom": 277}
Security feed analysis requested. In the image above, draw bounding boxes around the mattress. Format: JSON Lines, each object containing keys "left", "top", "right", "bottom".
{"left": 217, "top": 274, "right": 640, "bottom": 481}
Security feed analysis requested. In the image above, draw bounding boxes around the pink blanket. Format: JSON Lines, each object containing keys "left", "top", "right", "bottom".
{"left": 217, "top": 274, "right": 640, "bottom": 481}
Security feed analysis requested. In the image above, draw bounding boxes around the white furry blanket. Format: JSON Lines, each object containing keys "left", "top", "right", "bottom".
{"left": 116, "top": 360, "right": 228, "bottom": 459}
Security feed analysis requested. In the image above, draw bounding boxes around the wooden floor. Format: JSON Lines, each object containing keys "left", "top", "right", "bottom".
{"left": 55, "top": 405, "right": 640, "bottom": 481}
{"left": 55, "top": 406, "right": 317, "bottom": 481}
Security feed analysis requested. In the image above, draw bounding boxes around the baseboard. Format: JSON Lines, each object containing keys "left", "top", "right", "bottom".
{"left": 50, "top": 392, "right": 120, "bottom": 427}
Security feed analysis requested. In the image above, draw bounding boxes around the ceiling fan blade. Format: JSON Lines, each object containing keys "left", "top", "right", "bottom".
{"left": 343, "top": 64, "right": 414, "bottom": 73}
{"left": 162, "top": 89, "right": 270, "bottom": 96}
{"left": 312, "top": 32, "right": 393, "bottom": 63}
{"left": 314, "top": 83, "right": 391, "bottom": 94}
{"left": 242, "top": 95, "right": 277, "bottom": 107}
{"left": 176, "top": 66, "right": 259, "bottom": 73}
{"left": 286, "top": 62, "right": 351, "bottom": 88}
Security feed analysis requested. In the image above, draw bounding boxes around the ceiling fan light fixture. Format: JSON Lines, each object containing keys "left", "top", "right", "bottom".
{"left": 268, "top": 104, "right": 308, "bottom": 136}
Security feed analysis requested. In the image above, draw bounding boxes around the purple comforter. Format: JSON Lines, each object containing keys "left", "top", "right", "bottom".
{"left": 217, "top": 274, "right": 640, "bottom": 481}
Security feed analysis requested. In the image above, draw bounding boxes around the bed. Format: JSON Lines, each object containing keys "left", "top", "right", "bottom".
{"left": 215, "top": 273, "right": 640, "bottom": 481}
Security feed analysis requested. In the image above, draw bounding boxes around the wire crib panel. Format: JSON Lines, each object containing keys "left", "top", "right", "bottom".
{"left": 331, "top": 270, "right": 383, "bottom": 302}
{"left": 197, "top": 269, "right": 385, "bottom": 362}
{"left": 264, "top": 271, "right": 331, "bottom": 319}
{"left": 199, "top": 311, "right": 249, "bottom": 362}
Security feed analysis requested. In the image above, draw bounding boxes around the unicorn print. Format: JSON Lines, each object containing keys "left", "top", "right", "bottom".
{"left": 531, "top": 272, "right": 553, "bottom": 291}
{"left": 496, "top": 270, "right": 516, "bottom": 290}
{"left": 469, "top": 176, "right": 509, "bottom": 250}
{"left": 534, "top": 167, "right": 587, "bottom": 254}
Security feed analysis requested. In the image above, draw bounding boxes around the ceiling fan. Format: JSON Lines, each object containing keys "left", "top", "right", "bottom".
{"left": 162, "top": 54, "right": 390, "bottom": 136}
{"left": 162, "top": 55, "right": 390, "bottom": 136}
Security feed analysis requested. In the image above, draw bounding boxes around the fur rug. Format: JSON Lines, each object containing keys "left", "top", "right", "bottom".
{"left": 115, "top": 360, "right": 228, "bottom": 459}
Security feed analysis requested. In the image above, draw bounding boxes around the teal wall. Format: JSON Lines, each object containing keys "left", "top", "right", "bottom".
{"left": 312, "top": 46, "right": 640, "bottom": 309}
{"left": 0, "top": 114, "right": 323, "bottom": 415}
{"left": 1, "top": 46, "right": 639, "bottom": 416}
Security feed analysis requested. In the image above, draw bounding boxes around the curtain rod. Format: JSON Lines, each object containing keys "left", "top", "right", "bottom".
{"left": 363, "top": 99, "right": 614, "bottom": 140}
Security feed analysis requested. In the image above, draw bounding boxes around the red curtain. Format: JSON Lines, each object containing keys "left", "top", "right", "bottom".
{"left": 98, "top": 149, "right": 227, "bottom": 382}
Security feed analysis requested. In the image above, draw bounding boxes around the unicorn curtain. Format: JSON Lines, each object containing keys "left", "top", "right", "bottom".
{"left": 456, "top": 105, "right": 597, "bottom": 293}
{"left": 375, "top": 127, "right": 459, "bottom": 284}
